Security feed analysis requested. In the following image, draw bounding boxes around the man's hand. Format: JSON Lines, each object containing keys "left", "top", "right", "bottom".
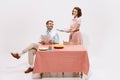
{"left": 40, "top": 41, "right": 45, "bottom": 45}
{"left": 49, "top": 40, "right": 53, "bottom": 44}
{"left": 49, "top": 40, "right": 56, "bottom": 44}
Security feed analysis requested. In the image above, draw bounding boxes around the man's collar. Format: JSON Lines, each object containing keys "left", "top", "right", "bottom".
{"left": 47, "top": 29, "right": 52, "bottom": 32}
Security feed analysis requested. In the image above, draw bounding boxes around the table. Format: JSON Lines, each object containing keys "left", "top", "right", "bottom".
{"left": 33, "top": 45, "right": 89, "bottom": 76}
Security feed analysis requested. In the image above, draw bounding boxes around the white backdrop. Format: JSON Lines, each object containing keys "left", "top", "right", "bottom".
{"left": 0, "top": 0, "right": 120, "bottom": 80}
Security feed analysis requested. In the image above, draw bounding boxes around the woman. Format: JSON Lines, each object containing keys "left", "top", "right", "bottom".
{"left": 68, "top": 7, "right": 82, "bottom": 45}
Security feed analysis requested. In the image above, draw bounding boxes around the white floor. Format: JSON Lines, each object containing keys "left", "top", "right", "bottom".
{"left": 1, "top": 0, "right": 120, "bottom": 80}
{"left": 1, "top": 47, "right": 120, "bottom": 80}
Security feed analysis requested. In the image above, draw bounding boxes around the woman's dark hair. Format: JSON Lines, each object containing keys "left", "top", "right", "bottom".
{"left": 46, "top": 20, "right": 53, "bottom": 25}
{"left": 72, "top": 7, "right": 82, "bottom": 17}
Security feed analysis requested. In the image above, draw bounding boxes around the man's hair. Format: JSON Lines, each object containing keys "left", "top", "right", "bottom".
{"left": 46, "top": 20, "right": 53, "bottom": 25}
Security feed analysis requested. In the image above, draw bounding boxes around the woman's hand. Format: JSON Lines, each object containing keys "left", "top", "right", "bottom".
{"left": 66, "top": 29, "right": 72, "bottom": 33}
{"left": 68, "top": 29, "right": 75, "bottom": 33}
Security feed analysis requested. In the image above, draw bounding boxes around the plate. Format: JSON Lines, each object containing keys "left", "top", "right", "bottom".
{"left": 39, "top": 48, "right": 48, "bottom": 51}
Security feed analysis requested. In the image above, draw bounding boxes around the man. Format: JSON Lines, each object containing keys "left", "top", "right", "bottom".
{"left": 11, "top": 20, "right": 59, "bottom": 73}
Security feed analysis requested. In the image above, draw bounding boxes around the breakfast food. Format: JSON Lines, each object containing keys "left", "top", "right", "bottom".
{"left": 54, "top": 44, "right": 64, "bottom": 49}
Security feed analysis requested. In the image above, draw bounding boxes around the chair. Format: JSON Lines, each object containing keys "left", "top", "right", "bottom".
{"left": 63, "top": 41, "right": 79, "bottom": 45}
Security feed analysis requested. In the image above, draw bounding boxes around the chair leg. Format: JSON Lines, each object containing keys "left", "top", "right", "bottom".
{"left": 62, "top": 72, "right": 64, "bottom": 77}
{"left": 80, "top": 72, "right": 83, "bottom": 78}
{"left": 40, "top": 73, "right": 43, "bottom": 79}
{"left": 79, "top": 72, "right": 83, "bottom": 78}
{"left": 77, "top": 72, "right": 79, "bottom": 76}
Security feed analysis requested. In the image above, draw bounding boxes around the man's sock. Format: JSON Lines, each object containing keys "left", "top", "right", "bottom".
{"left": 29, "top": 64, "right": 34, "bottom": 68}
{"left": 18, "top": 52, "right": 23, "bottom": 57}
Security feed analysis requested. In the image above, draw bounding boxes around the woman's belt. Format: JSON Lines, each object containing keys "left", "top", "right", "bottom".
{"left": 73, "top": 29, "right": 79, "bottom": 32}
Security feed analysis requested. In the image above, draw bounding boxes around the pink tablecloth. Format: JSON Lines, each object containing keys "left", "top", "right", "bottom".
{"left": 33, "top": 45, "right": 89, "bottom": 75}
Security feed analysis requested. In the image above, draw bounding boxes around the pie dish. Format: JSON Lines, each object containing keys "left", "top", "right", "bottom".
{"left": 54, "top": 44, "right": 64, "bottom": 49}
